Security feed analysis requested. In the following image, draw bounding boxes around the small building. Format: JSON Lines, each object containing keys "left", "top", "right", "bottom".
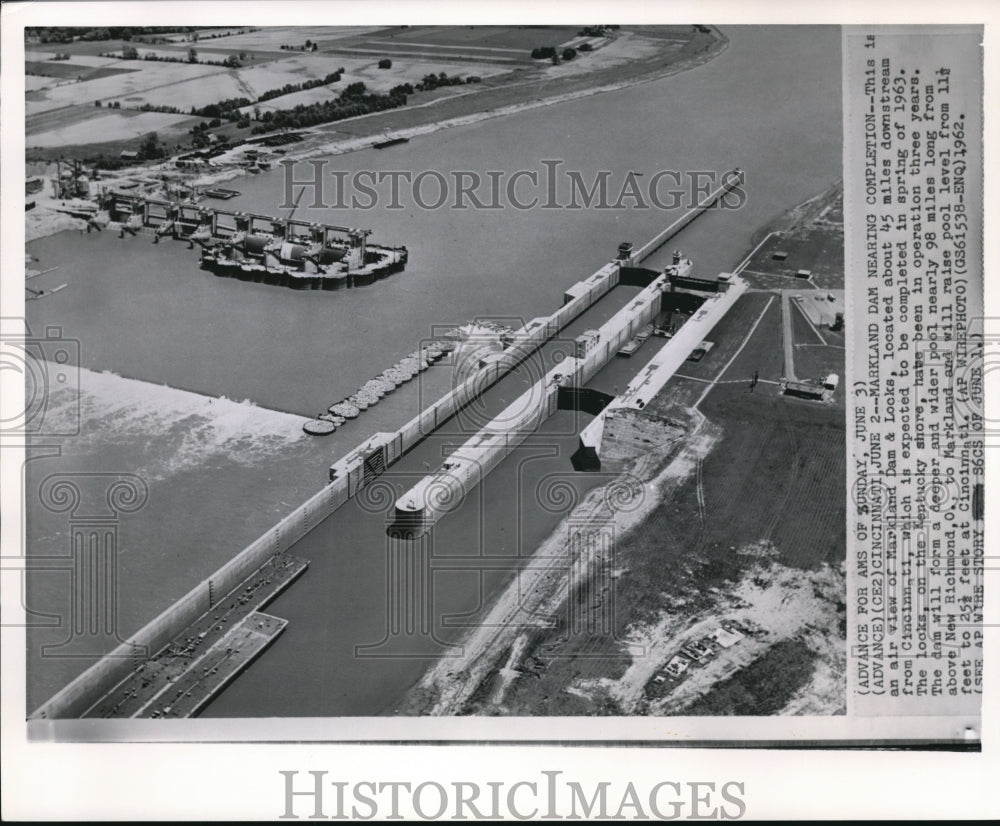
{"left": 710, "top": 626, "right": 744, "bottom": 648}
{"left": 823, "top": 373, "right": 839, "bottom": 391}
{"left": 664, "top": 655, "right": 690, "bottom": 676}
{"left": 575, "top": 329, "right": 600, "bottom": 359}
{"left": 782, "top": 378, "right": 824, "bottom": 400}
{"left": 119, "top": 149, "right": 139, "bottom": 162}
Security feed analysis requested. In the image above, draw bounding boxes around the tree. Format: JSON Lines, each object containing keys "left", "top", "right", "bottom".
{"left": 305, "top": 39, "right": 312, "bottom": 48}
{"left": 378, "top": 58, "right": 392, "bottom": 69}
{"left": 122, "top": 45, "right": 138, "bottom": 60}
{"left": 562, "top": 47, "right": 577, "bottom": 61}
{"left": 223, "top": 54, "right": 240, "bottom": 68}
{"left": 187, "top": 47, "right": 197, "bottom": 63}
{"left": 139, "top": 131, "right": 164, "bottom": 160}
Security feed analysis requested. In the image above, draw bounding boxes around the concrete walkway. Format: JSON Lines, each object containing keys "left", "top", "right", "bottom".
{"left": 781, "top": 292, "right": 796, "bottom": 380}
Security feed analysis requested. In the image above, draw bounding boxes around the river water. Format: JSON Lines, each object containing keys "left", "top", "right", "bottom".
{"left": 25, "top": 26, "right": 842, "bottom": 715}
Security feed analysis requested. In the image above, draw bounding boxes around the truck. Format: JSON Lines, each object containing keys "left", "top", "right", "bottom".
{"left": 687, "top": 340, "right": 715, "bottom": 362}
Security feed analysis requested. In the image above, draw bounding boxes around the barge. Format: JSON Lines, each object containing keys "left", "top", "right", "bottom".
{"left": 373, "top": 136, "right": 410, "bottom": 149}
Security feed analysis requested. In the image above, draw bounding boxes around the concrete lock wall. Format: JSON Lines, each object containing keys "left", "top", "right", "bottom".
{"left": 30, "top": 475, "right": 352, "bottom": 720}
{"left": 396, "top": 274, "right": 672, "bottom": 534}
{"left": 416, "top": 376, "right": 562, "bottom": 526}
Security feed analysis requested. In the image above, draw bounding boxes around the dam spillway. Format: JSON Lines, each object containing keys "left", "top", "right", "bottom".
{"left": 98, "top": 189, "right": 408, "bottom": 291}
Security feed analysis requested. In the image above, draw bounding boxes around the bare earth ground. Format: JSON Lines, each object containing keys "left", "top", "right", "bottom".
{"left": 400, "top": 185, "right": 847, "bottom": 717}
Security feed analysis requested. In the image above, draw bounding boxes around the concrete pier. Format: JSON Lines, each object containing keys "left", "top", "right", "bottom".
{"left": 100, "top": 189, "right": 377, "bottom": 249}
{"left": 79, "top": 553, "right": 307, "bottom": 719}
{"left": 628, "top": 170, "right": 743, "bottom": 265}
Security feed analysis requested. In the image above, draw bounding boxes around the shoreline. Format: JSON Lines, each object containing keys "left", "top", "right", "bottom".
{"left": 25, "top": 28, "right": 729, "bottom": 241}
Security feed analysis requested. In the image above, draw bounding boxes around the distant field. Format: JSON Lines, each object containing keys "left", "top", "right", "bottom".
{"left": 26, "top": 110, "right": 196, "bottom": 147}
{"left": 206, "top": 26, "right": 389, "bottom": 51}
{"left": 26, "top": 61, "right": 227, "bottom": 116}
{"left": 27, "top": 52, "right": 126, "bottom": 68}
{"left": 91, "top": 54, "right": 345, "bottom": 112}
{"left": 123, "top": 48, "right": 236, "bottom": 63}
{"left": 378, "top": 25, "right": 583, "bottom": 51}
{"left": 24, "top": 25, "right": 700, "bottom": 156}
{"left": 25, "top": 60, "right": 138, "bottom": 81}
{"left": 249, "top": 57, "right": 507, "bottom": 113}
{"left": 160, "top": 28, "right": 258, "bottom": 43}
{"left": 25, "top": 75, "right": 58, "bottom": 91}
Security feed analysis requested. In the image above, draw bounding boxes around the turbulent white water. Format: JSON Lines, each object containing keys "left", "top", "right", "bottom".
{"left": 40, "top": 364, "right": 310, "bottom": 483}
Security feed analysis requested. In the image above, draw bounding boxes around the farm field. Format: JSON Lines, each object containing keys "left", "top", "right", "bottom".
{"left": 368, "top": 25, "right": 586, "bottom": 52}
{"left": 25, "top": 60, "right": 137, "bottom": 81}
{"left": 27, "top": 52, "right": 131, "bottom": 68}
{"left": 25, "top": 25, "right": 719, "bottom": 159}
{"left": 25, "top": 74, "right": 60, "bottom": 91}
{"left": 25, "top": 110, "right": 195, "bottom": 148}
{"left": 26, "top": 60, "right": 228, "bottom": 116}
{"left": 194, "top": 26, "right": 389, "bottom": 51}
{"left": 240, "top": 55, "right": 508, "bottom": 114}
{"left": 27, "top": 44, "right": 512, "bottom": 149}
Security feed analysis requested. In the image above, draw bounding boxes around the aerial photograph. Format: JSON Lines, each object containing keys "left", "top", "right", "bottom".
{"left": 21, "top": 23, "right": 846, "bottom": 720}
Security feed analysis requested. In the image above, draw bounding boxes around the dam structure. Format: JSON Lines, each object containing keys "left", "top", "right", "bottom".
{"left": 99, "top": 189, "right": 408, "bottom": 290}
{"left": 29, "top": 171, "right": 742, "bottom": 720}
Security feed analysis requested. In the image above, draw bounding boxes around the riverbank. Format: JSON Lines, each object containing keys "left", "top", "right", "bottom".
{"left": 24, "top": 27, "right": 729, "bottom": 239}
{"left": 193, "top": 27, "right": 730, "bottom": 183}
